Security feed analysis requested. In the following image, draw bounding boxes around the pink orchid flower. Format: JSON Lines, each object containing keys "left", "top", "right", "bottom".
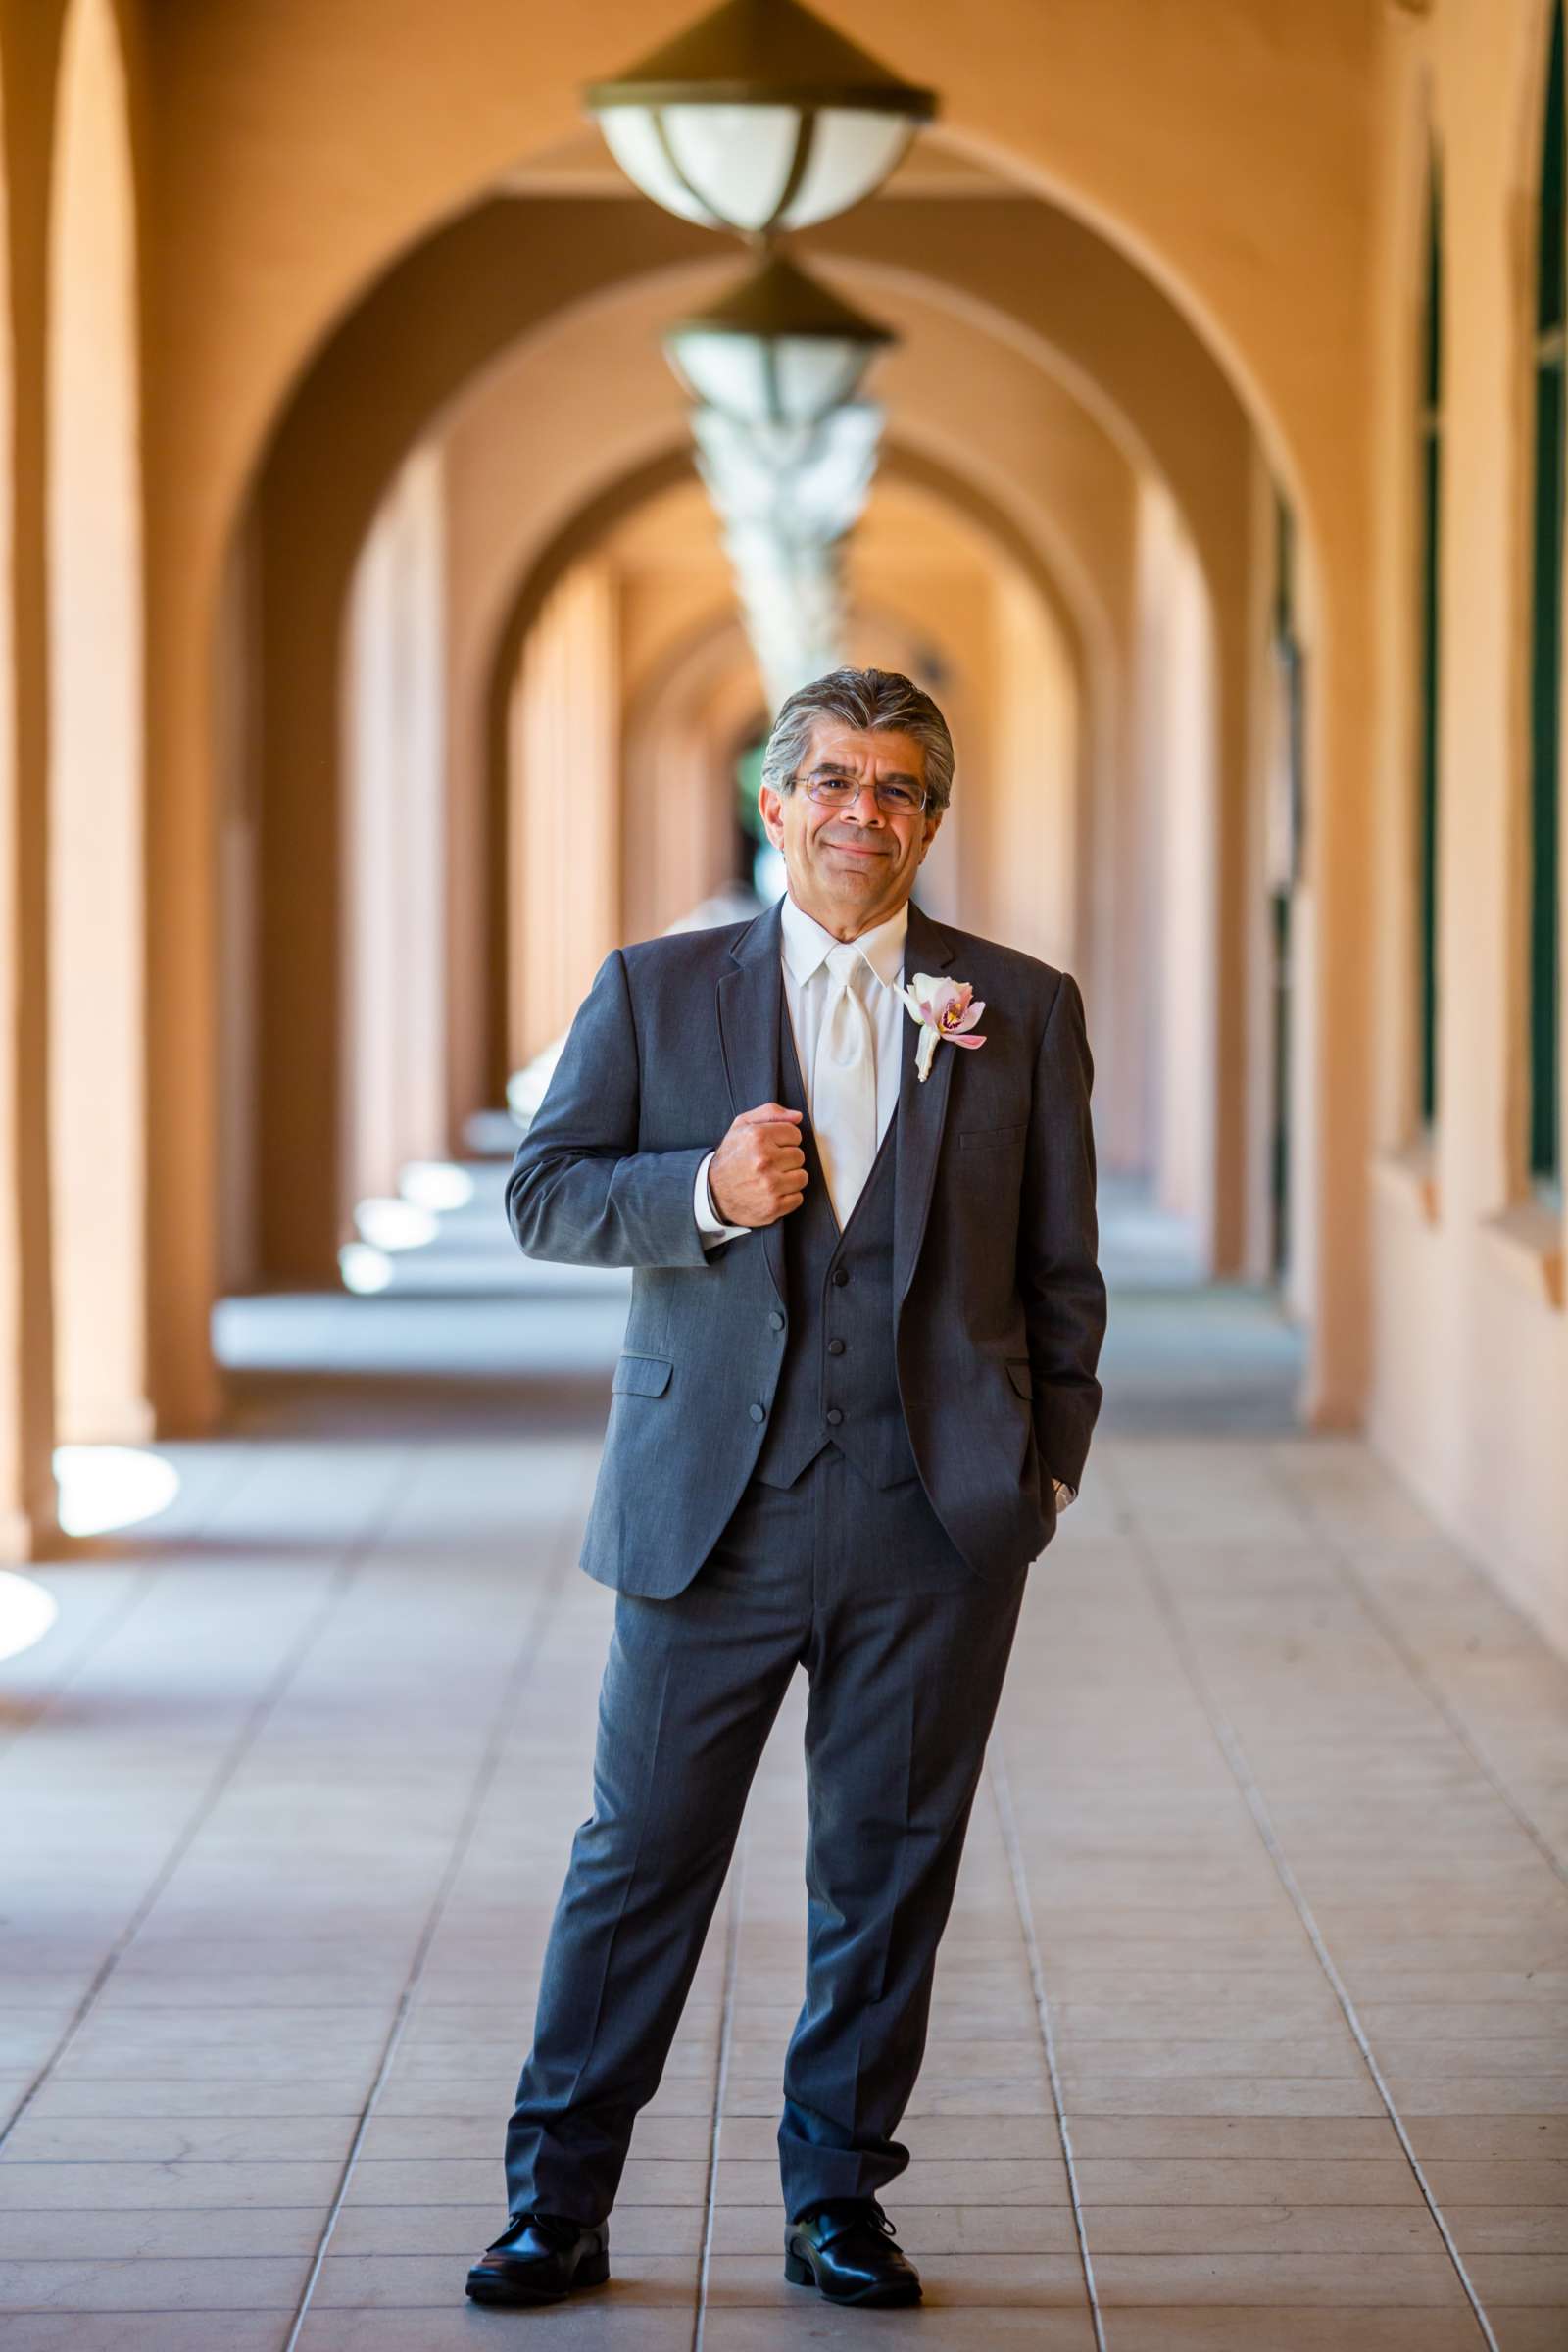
{"left": 899, "top": 971, "right": 988, "bottom": 1082}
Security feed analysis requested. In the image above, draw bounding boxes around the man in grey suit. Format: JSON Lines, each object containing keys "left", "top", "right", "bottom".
{"left": 466, "top": 666, "right": 1106, "bottom": 2312}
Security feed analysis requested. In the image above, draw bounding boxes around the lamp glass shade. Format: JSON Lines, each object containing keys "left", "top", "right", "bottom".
{"left": 597, "top": 101, "right": 918, "bottom": 233}
{"left": 597, "top": 109, "right": 722, "bottom": 227}
{"left": 663, "top": 104, "right": 801, "bottom": 231}
{"left": 782, "top": 110, "right": 915, "bottom": 228}
{"left": 668, "top": 328, "right": 869, "bottom": 427}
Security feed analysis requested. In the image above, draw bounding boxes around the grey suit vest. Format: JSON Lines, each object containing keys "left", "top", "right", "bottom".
{"left": 752, "top": 988, "right": 920, "bottom": 1492}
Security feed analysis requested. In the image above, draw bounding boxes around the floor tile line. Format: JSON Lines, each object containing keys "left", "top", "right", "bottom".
{"left": 1263, "top": 1450, "right": 1568, "bottom": 1888}
{"left": 692, "top": 1830, "right": 748, "bottom": 2352}
{"left": 0, "top": 1451, "right": 421, "bottom": 2164}
{"left": 279, "top": 1504, "right": 581, "bottom": 2351}
{"left": 1119, "top": 1488, "right": 1501, "bottom": 2352}
{"left": 989, "top": 1743, "right": 1110, "bottom": 2352}
{"left": 0, "top": 2309, "right": 301, "bottom": 2320}
{"left": 2, "top": 2158, "right": 369, "bottom": 2169}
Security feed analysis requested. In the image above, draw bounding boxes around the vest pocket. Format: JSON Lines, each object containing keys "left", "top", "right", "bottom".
{"left": 612, "top": 1352, "right": 673, "bottom": 1397}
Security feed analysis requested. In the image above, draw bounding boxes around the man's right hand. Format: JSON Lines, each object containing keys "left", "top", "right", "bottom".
{"left": 708, "top": 1104, "right": 808, "bottom": 1228}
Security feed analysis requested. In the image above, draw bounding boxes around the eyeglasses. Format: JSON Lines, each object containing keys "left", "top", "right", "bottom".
{"left": 786, "top": 769, "right": 930, "bottom": 815}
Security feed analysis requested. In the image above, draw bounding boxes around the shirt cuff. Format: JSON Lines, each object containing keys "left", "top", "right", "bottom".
{"left": 694, "top": 1151, "right": 750, "bottom": 1247}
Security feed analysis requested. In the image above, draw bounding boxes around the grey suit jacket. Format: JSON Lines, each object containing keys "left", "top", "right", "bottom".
{"left": 506, "top": 894, "right": 1107, "bottom": 1597}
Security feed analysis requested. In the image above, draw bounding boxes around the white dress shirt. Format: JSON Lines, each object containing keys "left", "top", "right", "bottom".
{"left": 690, "top": 890, "right": 1075, "bottom": 1507}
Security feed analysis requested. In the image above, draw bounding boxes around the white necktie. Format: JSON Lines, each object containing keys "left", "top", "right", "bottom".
{"left": 812, "top": 944, "right": 877, "bottom": 1227}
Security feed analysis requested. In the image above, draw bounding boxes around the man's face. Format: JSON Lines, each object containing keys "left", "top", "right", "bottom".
{"left": 758, "top": 718, "right": 944, "bottom": 939}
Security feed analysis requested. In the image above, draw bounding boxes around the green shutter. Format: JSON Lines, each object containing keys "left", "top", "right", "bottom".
{"left": 1529, "top": 2, "right": 1565, "bottom": 1188}
{"left": 1418, "top": 157, "right": 1443, "bottom": 1129}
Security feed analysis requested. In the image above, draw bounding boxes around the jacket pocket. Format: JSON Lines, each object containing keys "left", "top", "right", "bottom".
{"left": 1005, "top": 1356, "right": 1034, "bottom": 1399}
{"left": 612, "top": 1352, "right": 673, "bottom": 1397}
{"left": 957, "top": 1122, "right": 1025, "bottom": 1148}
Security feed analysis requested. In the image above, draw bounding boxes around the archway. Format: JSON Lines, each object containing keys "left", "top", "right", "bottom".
{"left": 236, "top": 198, "right": 1179, "bottom": 1279}
{"left": 184, "top": 91, "right": 1353, "bottom": 1430}
{"left": 143, "top": 6, "right": 1375, "bottom": 1433}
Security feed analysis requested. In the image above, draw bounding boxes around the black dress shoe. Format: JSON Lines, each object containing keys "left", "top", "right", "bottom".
{"left": 784, "top": 2197, "right": 922, "bottom": 2306}
{"left": 465, "top": 2209, "right": 610, "bottom": 2306}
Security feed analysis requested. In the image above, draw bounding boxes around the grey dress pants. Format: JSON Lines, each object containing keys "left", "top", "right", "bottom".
{"left": 502, "top": 1443, "right": 1029, "bottom": 2224}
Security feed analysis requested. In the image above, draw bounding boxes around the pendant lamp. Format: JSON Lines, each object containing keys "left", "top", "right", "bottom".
{"left": 584, "top": 0, "right": 937, "bottom": 236}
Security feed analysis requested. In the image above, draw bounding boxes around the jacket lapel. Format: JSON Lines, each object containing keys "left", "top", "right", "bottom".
{"left": 893, "top": 898, "right": 957, "bottom": 1310}
{"left": 715, "top": 896, "right": 787, "bottom": 1305}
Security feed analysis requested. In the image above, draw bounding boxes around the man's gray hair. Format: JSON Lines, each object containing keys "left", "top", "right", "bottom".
{"left": 760, "top": 666, "right": 955, "bottom": 812}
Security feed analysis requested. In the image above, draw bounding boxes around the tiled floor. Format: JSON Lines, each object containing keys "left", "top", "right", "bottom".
{"left": 2, "top": 1234, "right": 1565, "bottom": 2348}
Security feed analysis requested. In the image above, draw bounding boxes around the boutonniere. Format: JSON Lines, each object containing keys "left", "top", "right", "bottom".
{"left": 899, "top": 973, "right": 988, "bottom": 1082}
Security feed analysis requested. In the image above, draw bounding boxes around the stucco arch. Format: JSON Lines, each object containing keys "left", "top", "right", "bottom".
{"left": 227, "top": 182, "right": 1264, "bottom": 1265}
{"left": 425, "top": 220, "right": 1250, "bottom": 1223}
{"left": 148, "top": 3, "right": 1361, "bottom": 589}
{"left": 152, "top": 3, "right": 1375, "bottom": 1426}
{"left": 246, "top": 215, "right": 1163, "bottom": 1279}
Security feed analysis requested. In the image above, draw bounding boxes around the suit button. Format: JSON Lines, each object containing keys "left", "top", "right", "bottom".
{"left": 826, "top": 1338, "right": 846, "bottom": 1355}
{"left": 826, "top": 1407, "right": 844, "bottom": 1426}
{"left": 749, "top": 1402, "right": 766, "bottom": 1423}
{"left": 831, "top": 1266, "right": 849, "bottom": 1287}
{"left": 768, "top": 1310, "right": 785, "bottom": 1331}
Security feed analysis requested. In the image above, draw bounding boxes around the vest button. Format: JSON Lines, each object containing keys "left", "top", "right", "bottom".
{"left": 768, "top": 1310, "right": 785, "bottom": 1331}
{"left": 749, "top": 1402, "right": 766, "bottom": 1423}
{"left": 826, "top": 1338, "right": 846, "bottom": 1355}
{"left": 826, "top": 1407, "right": 844, "bottom": 1426}
{"left": 831, "top": 1266, "right": 850, "bottom": 1286}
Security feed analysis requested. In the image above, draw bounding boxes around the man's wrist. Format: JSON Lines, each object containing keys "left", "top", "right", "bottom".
{"left": 693, "top": 1151, "right": 749, "bottom": 1246}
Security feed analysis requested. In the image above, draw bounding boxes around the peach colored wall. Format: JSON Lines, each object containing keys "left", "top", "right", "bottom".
{"left": 599, "top": 485, "right": 757, "bottom": 946}
{"left": 1368, "top": 0, "right": 1568, "bottom": 1648}
{"left": 343, "top": 447, "right": 448, "bottom": 1217}
{"left": 985, "top": 570, "right": 1080, "bottom": 971}
{"left": 619, "top": 608, "right": 757, "bottom": 947}
{"left": 509, "top": 558, "right": 620, "bottom": 1065}
{"left": 619, "top": 576, "right": 732, "bottom": 712}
